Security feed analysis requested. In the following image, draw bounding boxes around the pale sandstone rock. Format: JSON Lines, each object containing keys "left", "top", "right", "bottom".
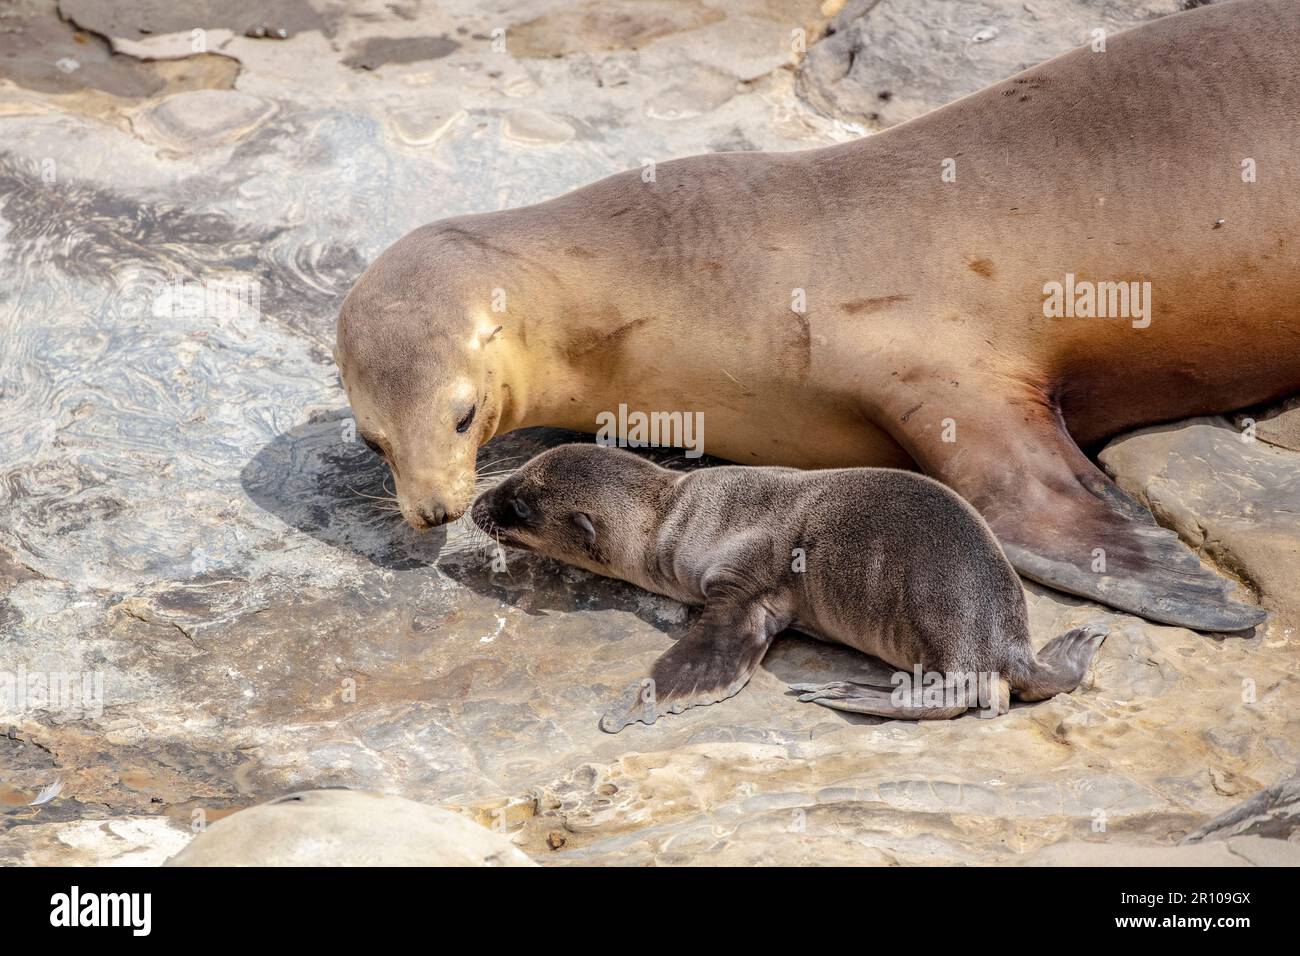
{"left": 1185, "top": 766, "right": 1300, "bottom": 844}
{"left": 165, "top": 790, "right": 535, "bottom": 866}
{"left": 131, "top": 89, "right": 276, "bottom": 148}
{"left": 502, "top": 108, "right": 575, "bottom": 145}
{"left": 1022, "top": 835, "right": 1300, "bottom": 866}
{"left": 0, "top": 817, "right": 192, "bottom": 867}
{"left": 1236, "top": 397, "right": 1300, "bottom": 453}
{"left": 387, "top": 103, "right": 466, "bottom": 147}
{"left": 507, "top": 0, "right": 726, "bottom": 59}
{"left": 1098, "top": 418, "right": 1300, "bottom": 620}
{"left": 0, "top": 0, "right": 1295, "bottom": 869}
{"left": 797, "top": 0, "right": 1216, "bottom": 129}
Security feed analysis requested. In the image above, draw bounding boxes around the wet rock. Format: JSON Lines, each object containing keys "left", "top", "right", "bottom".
{"left": 165, "top": 789, "right": 535, "bottom": 866}
{"left": 387, "top": 103, "right": 466, "bottom": 147}
{"left": 2, "top": 0, "right": 1296, "bottom": 869}
{"left": 131, "top": 89, "right": 276, "bottom": 149}
{"left": 797, "top": 0, "right": 1213, "bottom": 129}
{"left": 501, "top": 108, "right": 575, "bottom": 145}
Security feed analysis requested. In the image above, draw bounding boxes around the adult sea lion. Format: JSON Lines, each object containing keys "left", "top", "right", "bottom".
{"left": 471, "top": 444, "right": 1109, "bottom": 731}
{"left": 335, "top": 0, "right": 1298, "bottom": 631}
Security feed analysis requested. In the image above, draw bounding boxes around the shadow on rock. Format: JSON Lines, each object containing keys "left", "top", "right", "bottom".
{"left": 438, "top": 546, "right": 693, "bottom": 637}
{"left": 240, "top": 406, "right": 443, "bottom": 570}
{"left": 241, "top": 416, "right": 722, "bottom": 575}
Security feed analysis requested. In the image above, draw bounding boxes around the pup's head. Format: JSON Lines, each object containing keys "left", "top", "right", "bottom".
{"left": 335, "top": 228, "right": 512, "bottom": 530}
{"left": 471, "top": 444, "right": 675, "bottom": 581}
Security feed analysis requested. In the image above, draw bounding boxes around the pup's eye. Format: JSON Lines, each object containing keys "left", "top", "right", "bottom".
{"left": 456, "top": 405, "right": 477, "bottom": 434}
{"left": 511, "top": 497, "right": 532, "bottom": 520}
{"left": 362, "top": 437, "right": 384, "bottom": 458}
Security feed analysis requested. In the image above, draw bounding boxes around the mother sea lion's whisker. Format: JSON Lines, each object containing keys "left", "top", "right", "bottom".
{"left": 348, "top": 485, "right": 399, "bottom": 503}
{"left": 477, "top": 454, "right": 526, "bottom": 469}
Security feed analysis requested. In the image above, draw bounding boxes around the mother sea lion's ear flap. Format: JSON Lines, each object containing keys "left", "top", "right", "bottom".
{"left": 572, "top": 511, "right": 596, "bottom": 544}
{"left": 477, "top": 324, "right": 503, "bottom": 347}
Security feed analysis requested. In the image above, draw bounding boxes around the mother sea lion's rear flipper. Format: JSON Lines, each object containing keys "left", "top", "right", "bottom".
{"left": 894, "top": 396, "right": 1266, "bottom": 632}
{"left": 599, "top": 595, "right": 783, "bottom": 734}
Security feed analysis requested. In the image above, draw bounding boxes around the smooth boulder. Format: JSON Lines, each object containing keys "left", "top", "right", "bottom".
{"left": 166, "top": 790, "right": 536, "bottom": 866}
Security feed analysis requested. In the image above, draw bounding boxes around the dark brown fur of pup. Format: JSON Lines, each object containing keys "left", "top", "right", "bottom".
{"left": 473, "top": 445, "right": 1107, "bottom": 731}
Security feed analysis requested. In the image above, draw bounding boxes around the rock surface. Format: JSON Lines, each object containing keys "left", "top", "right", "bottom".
{"left": 1024, "top": 834, "right": 1300, "bottom": 867}
{"left": 1236, "top": 397, "right": 1300, "bottom": 454}
{"left": 797, "top": 0, "right": 1220, "bottom": 130}
{"left": 1185, "top": 765, "right": 1300, "bottom": 844}
{"left": 1, "top": 0, "right": 1296, "bottom": 867}
{"left": 165, "top": 789, "right": 535, "bottom": 866}
{"left": 1099, "top": 418, "right": 1300, "bottom": 620}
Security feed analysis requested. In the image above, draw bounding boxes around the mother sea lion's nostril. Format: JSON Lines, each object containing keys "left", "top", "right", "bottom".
{"left": 418, "top": 504, "right": 446, "bottom": 526}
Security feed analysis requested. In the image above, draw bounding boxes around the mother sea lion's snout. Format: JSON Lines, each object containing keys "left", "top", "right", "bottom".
{"left": 370, "top": 443, "right": 480, "bottom": 530}
{"left": 416, "top": 503, "right": 446, "bottom": 528}
{"left": 395, "top": 450, "right": 483, "bottom": 528}
{"left": 404, "top": 496, "right": 452, "bottom": 531}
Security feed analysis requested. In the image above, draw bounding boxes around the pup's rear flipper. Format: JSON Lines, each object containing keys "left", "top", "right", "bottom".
{"left": 789, "top": 679, "right": 997, "bottom": 720}
{"left": 599, "top": 593, "right": 784, "bottom": 733}
{"left": 1013, "top": 623, "right": 1108, "bottom": 701}
{"left": 893, "top": 396, "right": 1267, "bottom": 633}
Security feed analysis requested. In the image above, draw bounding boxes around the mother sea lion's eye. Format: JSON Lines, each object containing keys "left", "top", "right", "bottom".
{"left": 456, "top": 405, "right": 477, "bottom": 434}
{"left": 362, "top": 437, "right": 384, "bottom": 458}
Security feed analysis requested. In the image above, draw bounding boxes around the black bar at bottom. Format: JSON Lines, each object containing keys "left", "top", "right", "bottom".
{"left": 0, "top": 864, "right": 1276, "bottom": 940}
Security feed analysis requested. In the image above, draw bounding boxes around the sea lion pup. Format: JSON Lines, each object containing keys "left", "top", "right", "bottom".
{"left": 336, "top": 0, "right": 1295, "bottom": 632}
{"left": 471, "top": 445, "right": 1108, "bottom": 732}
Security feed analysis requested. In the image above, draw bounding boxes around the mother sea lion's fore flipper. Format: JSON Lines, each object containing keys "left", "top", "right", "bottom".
{"left": 599, "top": 595, "right": 785, "bottom": 734}
{"left": 889, "top": 394, "right": 1267, "bottom": 633}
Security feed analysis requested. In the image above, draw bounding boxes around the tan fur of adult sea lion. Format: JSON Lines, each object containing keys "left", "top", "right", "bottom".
{"left": 336, "top": 0, "right": 1299, "bottom": 631}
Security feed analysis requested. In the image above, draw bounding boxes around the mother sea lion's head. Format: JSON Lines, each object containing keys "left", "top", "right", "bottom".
{"left": 335, "top": 228, "right": 517, "bottom": 529}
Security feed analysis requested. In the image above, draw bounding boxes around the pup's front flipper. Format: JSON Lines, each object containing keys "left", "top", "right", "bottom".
{"left": 889, "top": 392, "right": 1266, "bottom": 633}
{"left": 599, "top": 592, "right": 786, "bottom": 733}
